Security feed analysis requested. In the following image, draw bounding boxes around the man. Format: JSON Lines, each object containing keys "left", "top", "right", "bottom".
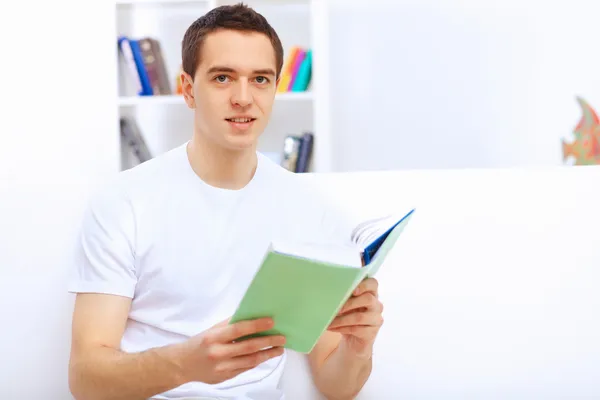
{"left": 68, "top": 3, "right": 384, "bottom": 400}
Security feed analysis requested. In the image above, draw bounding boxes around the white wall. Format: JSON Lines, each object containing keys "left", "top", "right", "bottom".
{"left": 327, "top": 0, "right": 600, "bottom": 171}
{"left": 0, "top": 1, "right": 119, "bottom": 396}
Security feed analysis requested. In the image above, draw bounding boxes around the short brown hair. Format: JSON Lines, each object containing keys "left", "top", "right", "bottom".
{"left": 181, "top": 3, "right": 284, "bottom": 79}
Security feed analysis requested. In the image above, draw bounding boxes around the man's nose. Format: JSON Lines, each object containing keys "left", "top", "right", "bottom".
{"left": 231, "top": 79, "right": 252, "bottom": 107}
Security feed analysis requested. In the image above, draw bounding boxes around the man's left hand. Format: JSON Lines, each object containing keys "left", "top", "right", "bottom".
{"left": 327, "top": 278, "right": 384, "bottom": 358}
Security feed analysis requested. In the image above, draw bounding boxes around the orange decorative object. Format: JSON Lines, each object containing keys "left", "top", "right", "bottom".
{"left": 562, "top": 97, "right": 600, "bottom": 165}
{"left": 175, "top": 65, "right": 183, "bottom": 95}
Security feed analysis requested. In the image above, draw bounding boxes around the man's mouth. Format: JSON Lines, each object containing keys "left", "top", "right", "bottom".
{"left": 225, "top": 117, "right": 256, "bottom": 132}
{"left": 226, "top": 117, "right": 256, "bottom": 123}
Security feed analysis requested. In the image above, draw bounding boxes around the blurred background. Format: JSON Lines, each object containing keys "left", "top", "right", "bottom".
{"left": 3, "top": 0, "right": 600, "bottom": 186}
{"left": 1, "top": 0, "right": 600, "bottom": 396}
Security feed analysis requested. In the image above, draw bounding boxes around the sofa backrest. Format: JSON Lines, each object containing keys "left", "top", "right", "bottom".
{"left": 280, "top": 166, "right": 600, "bottom": 399}
{"left": 1, "top": 166, "right": 599, "bottom": 399}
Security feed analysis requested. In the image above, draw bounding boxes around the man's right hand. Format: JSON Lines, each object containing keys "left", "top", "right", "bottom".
{"left": 174, "top": 317, "right": 286, "bottom": 385}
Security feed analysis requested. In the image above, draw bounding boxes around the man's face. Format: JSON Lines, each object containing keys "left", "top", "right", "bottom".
{"left": 183, "top": 29, "right": 278, "bottom": 151}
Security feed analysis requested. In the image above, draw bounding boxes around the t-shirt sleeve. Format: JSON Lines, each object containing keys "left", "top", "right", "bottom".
{"left": 68, "top": 184, "right": 138, "bottom": 298}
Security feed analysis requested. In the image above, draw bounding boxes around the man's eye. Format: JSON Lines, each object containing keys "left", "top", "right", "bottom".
{"left": 215, "top": 75, "right": 229, "bottom": 83}
{"left": 255, "top": 76, "right": 269, "bottom": 84}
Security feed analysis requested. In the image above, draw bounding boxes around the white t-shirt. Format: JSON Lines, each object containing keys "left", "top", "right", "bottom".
{"left": 68, "top": 142, "right": 355, "bottom": 400}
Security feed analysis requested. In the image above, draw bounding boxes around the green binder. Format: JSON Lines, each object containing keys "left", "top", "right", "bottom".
{"left": 229, "top": 208, "right": 415, "bottom": 353}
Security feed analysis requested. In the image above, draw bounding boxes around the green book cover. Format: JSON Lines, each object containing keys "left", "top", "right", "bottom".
{"left": 230, "top": 208, "right": 415, "bottom": 353}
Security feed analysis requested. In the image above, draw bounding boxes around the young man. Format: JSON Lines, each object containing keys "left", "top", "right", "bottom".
{"left": 68, "top": 3, "right": 384, "bottom": 400}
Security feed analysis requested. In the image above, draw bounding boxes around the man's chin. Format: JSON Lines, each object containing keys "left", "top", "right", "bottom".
{"left": 223, "top": 135, "right": 258, "bottom": 151}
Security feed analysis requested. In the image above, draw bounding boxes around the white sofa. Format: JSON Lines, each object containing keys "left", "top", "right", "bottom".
{"left": 285, "top": 166, "right": 600, "bottom": 399}
{"left": 1, "top": 166, "right": 599, "bottom": 399}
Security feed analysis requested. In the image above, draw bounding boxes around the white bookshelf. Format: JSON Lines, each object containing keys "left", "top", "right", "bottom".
{"left": 117, "top": 0, "right": 209, "bottom": 5}
{"left": 115, "top": 0, "right": 330, "bottom": 172}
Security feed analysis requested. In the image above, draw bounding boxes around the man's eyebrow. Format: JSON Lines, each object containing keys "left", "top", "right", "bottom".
{"left": 206, "top": 66, "right": 236, "bottom": 74}
{"left": 253, "top": 68, "right": 276, "bottom": 76}
{"left": 206, "top": 66, "right": 276, "bottom": 76}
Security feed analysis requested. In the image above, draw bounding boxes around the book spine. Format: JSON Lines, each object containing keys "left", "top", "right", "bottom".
{"left": 294, "top": 132, "right": 314, "bottom": 173}
{"left": 286, "top": 49, "right": 306, "bottom": 91}
{"left": 149, "top": 38, "right": 172, "bottom": 94}
{"left": 120, "top": 117, "right": 153, "bottom": 163}
{"left": 138, "top": 38, "right": 164, "bottom": 95}
{"left": 277, "top": 46, "right": 300, "bottom": 93}
{"left": 291, "top": 49, "right": 312, "bottom": 92}
{"left": 117, "top": 36, "right": 143, "bottom": 96}
{"left": 280, "top": 135, "right": 302, "bottom": 171}
{"left": 128, "top": 40, "right": 153, "bottom": 96}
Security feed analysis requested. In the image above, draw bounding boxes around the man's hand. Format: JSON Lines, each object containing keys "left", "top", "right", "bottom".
{"left": 327, "top": 278, "right": 384, "bottom": 358}
{"left": 69, "top": 293, "right": 284, "bottom": 400}
{"left": 175, "top": 317, "right": 285, "bottom": 385}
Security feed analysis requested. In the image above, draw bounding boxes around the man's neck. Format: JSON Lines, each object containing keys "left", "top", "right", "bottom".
{"left": 186, "top": 135, "right": 258, "bottom": 190}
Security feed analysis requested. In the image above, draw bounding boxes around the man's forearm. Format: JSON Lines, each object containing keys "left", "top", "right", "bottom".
{"left": 313, "top": 341, "right": 373, "bottom": 400}
{"left": 69, "top": 343, "right": 186, "bottom": 400}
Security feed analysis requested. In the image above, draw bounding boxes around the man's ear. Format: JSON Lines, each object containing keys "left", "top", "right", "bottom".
{"left": 181, "top": 71, "right": 195, "bottom": 109}
{"left": 275, "top": 76, "right": 281, "bottom": 90}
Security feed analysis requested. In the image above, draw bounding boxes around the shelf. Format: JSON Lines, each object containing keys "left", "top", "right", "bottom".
{"left": 118, "top": 94, "right": 186, "bottom": 106}
{"left": 116, "top": 0, "right": 209, "bottom": 5}
{"left": 275, "top": 91, "right": 313, "bottom": 101}
{"left": 116, "top": 0, "right": 308, "bottom": 5}
{"left": 118, "top": 91, "right": 313, "bottom": 107}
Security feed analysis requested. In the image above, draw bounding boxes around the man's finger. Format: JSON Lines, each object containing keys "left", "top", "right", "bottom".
{"left": 215, "top": 317, "right": 275, "bottom": 343}
{"left": 329, "top": 311, "right": 383, "bottom": 330}
{"left": 220, "top": 346, "right": 285, "bottom": 371}
{"left": 328, "top": 325, "right": 379, "bottom": 338}
{"left": 338, "top": 292, "right": 381, "bottom": 315}
{"left": 220, "top": 334, "right": 286, "bottom": 358}
{"left": 353, "top": 278, "right": 379, "bottom": 296}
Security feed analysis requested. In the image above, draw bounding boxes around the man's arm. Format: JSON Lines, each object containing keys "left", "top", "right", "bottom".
{"left": 68, "top": 293, "right": 286, "bottom": 400}
{"left": 307, "top": 278, "right": 383, "bottom": 400}
{"left": 68, "top": 293, "right": 186, "bottom": 400}
{"left": 308, "top": 331, "right": 373, "bottom": 400}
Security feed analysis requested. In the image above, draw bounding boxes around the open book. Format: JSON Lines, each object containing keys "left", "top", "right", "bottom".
{"left": 229, "top": 208, "right": 415, "bottom": 353}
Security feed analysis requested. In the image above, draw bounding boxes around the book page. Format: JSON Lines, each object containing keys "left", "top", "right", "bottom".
{"left": 270, "top": 240, "right": 363, "bottom": 268}
{"left": 350, "top": 214, "right": 399, "bottom": 248}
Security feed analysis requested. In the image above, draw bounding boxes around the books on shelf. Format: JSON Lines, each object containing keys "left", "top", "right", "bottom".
{"left": 280, "top": 132, "right": 313, "bottom": 173}
{"left": 118, "top": 35, "right": 173, "bottom": 96}
{"left": 277, "top": 46, "right": 312, "bottom": 93}
{"left": 118, "top": 38, "right": 312, "bottom": 97}
{"left": 229, "top": 208, "right": 416, "bottom": 353}
{"left": 120, "top": 117, "right": 152, "bottom": 165}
